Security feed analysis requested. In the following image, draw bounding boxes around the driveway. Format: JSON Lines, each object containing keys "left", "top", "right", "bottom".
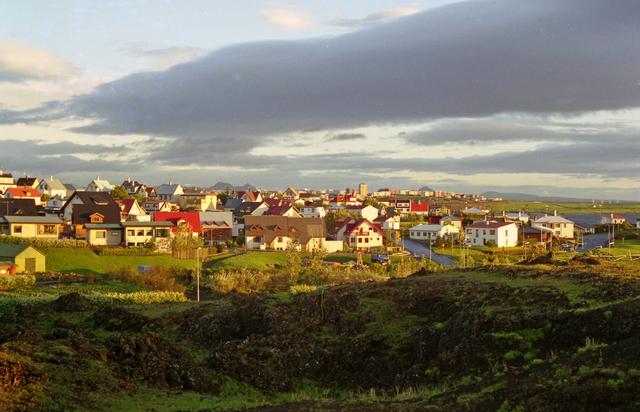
{"left": 401, "top": 239, "right": 456, "bottom": 266}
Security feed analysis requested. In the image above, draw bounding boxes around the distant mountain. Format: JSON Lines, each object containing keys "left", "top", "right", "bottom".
{"left": 210, "top": 181, "right": 234, "bottom": 191}
{"left": 419, "top": 186, "right": 435, "bottom": 192}
{"left": 209, "top": 182, "right": 257, "bottom": 192}
{"left": 481, "top": 191, "right": 594, "bottom": 203}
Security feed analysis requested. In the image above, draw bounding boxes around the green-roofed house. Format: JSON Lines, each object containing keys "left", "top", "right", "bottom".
{"left": 0, "top": 244, "right": 45, "bottom": 273}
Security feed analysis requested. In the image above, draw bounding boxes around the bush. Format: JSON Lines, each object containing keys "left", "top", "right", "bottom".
{"left": 207, "top": 269, "right": 274, "bottom": 294}
{"left": 95, "top": 245, "right": 158, "bottom": 256}
{"left": 110, "top": 266, "right": 187, "bottom": 292}
{"left": 0, "top": 235, "right": 88, "bottom": 248}
{"left": 89, "top": 291, "right": 186, "bottom": 304}
{"left": 0, "top": 275, "right": 36, "bottom": 290}
{"left": 289, "top": 284, "right": 319, "bottom": 295}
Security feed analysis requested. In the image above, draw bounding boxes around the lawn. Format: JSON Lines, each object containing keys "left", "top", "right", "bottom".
{"left": 43, "top": 248, "right": 196, "bottom": 275}
{"left": 205, "top": 251, "right": 289, "bottom": 271}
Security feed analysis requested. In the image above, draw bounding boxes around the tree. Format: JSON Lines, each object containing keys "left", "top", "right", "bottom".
{"left": 110, "top": 185, "right": 130, "bottom": 199}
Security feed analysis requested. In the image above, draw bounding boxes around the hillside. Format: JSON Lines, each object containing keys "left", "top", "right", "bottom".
{"left": 3, "top": 263, "right": 640, "bottom": 410}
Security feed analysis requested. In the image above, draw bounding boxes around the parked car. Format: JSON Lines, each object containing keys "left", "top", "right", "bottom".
{"left": 372, "top": 253, "right": 390, "bottom": 265}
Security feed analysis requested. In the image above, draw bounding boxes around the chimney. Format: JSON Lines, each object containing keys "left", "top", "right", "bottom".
{"left": 554, "top": 210, "right": 557, "bottom": 216}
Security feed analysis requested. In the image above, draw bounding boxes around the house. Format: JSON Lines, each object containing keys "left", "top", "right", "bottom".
{"left": 346, "top": 205, "right": 379, "bottom": 221}
{"left": 505, "top": 212, "right": 530, "bottom": 224}
{"left": 236, "top": 190, "right": 262, "bottom": 203}
{"left": 0, "top": 171, "right": 15, "bottom": 194}
{"left": 0, "top": 244, "right": 45, "bottom": 273}
{"left": 600, "top": 214, "right": 626, "bottom": 225}
{"left": 283, "top": 187, "right": 300, "bottom": 200}
{"left": 15, "top": 176, "right": 39, "bottom": 189}
{"left": 532, "top": 214, "right": 575, "bottom": 239}
{"left": 462, "top": 207, "right": 490, "bottom": 220}
{"left": 63, "top": 183, "right": 76, "bottom": 197}
{"left": 156, "top": 184, "right": 184, "bottom": 203}
{"left": 465, "top": 220, "right": 519, "bottom": 247}
{"left": 122, "top": 221, "right": 173, "bottom": 251}
{"left": 0, "top": 262, "right": 17, "bottom": 275}
{"left": 153, "top": 211, "right": 202, "bottom": 237}
{"left": 121, "top": 178, "right": 147, "bottom": 197}
{"left": 0, "top": 199, "right": 39, "bottom": 217}
{"left": 178, "top": 187, "right": 217, "bottom": 211}
{"left": 410, "top": 201, "right": 430, "bottom": 215}
{"left": 62, "top": 191, "right": 120, "bottom": 239}
{"left": 0, "top": 215, "right": 63, "bottom": 239}
{"left": 37, "top": 177, "right": 68, "bottom": 198}
{"left": 374, "top": 214, "right": 401, "bottom": 231}
{"left": 116, "top": 198, "right": 149, "bottom": 222}
{"left": 4, "top": 187, "right": 42, "bottom": 206}
{"left": 335, "top": 218, "right": 384, "bottom": 251}
{"left": 223, "top": 198, "right": 243, "bottom": 211}
{"left": 142, "top": 199, "right": 173, "bottom": 213}
{"left": 300, "top": 205, "right": 326, "bottom": 218}
{"left": 86, "top": 177, "right": 114, "bottom": 192}
{"left": 522, "top": 226, "right": 553, "bottom": 245}
{"left": 440, "top": 216, "right": 462, "bottom": 229}
{"left": 46, "top": 196, "right": 66, "bottom": 212}
{"left": 409, "top": 224, "right": 459, "bottom": 243}
{"left": 234, "top": 201, "right": 269, "bottom": 218}
{"left": 200, "top": 210, "right": 235, "bottom": 239}
{"left": 244, "top": 215, "right": 340, "bottom": 252}
{"left": 265, "top": 204, "right": 302, "bottom": 218}
{"left": 84, "top": 223, "right": 123, "bottom": 246}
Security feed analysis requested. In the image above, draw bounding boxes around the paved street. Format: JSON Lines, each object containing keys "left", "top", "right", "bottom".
{"left": 401, "top": 239, "right": 457, "bottom": 266}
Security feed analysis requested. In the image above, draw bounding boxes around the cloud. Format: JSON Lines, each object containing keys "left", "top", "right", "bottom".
{"left": 120, "top": 43, "right": 206, "bottom": 70}
{"left": 327, "top": 133, "right": 367, "bottom": 141}
{"left": 259, "top": 8, "right": 313, "bottom": 31}
{"left": 0, "top": 41, "right": 76, "bottom": 82}
{"left": 329, "top": 6, "right": 423, "bottom": 29}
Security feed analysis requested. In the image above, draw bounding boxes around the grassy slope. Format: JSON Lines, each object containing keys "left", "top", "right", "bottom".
{"left": 483, "top": 201, "right": 640, "bottom": 214}
{"left": 43, "top": 248, "right": 196, "bottom": 274}
{"left": 205, "top": 251, "right": 289, "bottom": 271}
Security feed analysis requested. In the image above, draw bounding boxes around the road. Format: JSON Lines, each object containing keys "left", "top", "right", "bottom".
{"left": 401, "top": 239, "right": 456, "bottom": 266}
{"left": 577, "top": 233, "right": 610, "bottom": 252}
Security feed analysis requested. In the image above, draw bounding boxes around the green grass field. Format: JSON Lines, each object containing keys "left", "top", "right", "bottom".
{"left": 205, "top": 251, "right": 289, "bottom": 271}
{"left": 43, "top": 248, "right": 196, "bottom": 275}
{"left": 483, "top": 201, "right": 640, "bottom": 214}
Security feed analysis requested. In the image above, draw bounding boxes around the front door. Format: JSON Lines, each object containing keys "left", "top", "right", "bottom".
{"left": 25, "top": 258, "right": 36, "bottom": 273}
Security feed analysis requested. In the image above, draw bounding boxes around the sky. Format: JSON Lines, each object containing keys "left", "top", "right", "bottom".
{"left": 0, "top": 0, "right": 639, "bottom": 200}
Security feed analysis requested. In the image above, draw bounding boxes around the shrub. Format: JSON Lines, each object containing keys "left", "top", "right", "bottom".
{"left": 0, "top": 275, "right": 36, "bottom": 291}
{"left": 0, "top": 235, "right": 88, "bottom": 248}
{"left": 89, "top": 291, "right": 187, "bottom": 304}
{"left": 289, "top": 284, "right": 319, "bottom": 295}
{"left": 110, "top": 266, "right": 187, "bottom": 292}
{"left": 95, "top": 245, "right": 158, "bottom": 256}
{"left": 207, "top": 269, "right": 273, "bottom": 294}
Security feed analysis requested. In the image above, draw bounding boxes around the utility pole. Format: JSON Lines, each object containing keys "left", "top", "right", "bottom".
{"left": 196, "top": 247, "right": 201, "bottom": 302}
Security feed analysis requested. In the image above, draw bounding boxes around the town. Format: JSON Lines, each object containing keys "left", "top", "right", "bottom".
{"left": 1, "top": 170, "right": 638, "bottom": 274}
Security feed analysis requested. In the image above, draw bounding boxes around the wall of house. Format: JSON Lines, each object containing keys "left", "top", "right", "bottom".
{"left": 87, "top": 229, "right": 122, "bottom": 246}
{"left": 245, "top": 235, "right": 267, "bottom": 250}
{"left": 320, "top": 239, "right": 344, "bottom": 253}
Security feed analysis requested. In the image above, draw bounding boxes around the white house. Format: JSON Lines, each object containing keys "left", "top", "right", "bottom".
{"left": 300, "top": 205, "right": 326, "bottom": 218}
{"left": 440, "top": 216, "right": 462, "bottom": 229}
{"left": 375, "top": 215, "right": 401, "bottom": 231}
{"left": 37, "top": 177, "right": 68, "bottom": 199}
{"left": 409, "top": 224, "right": 459, "bottom": 243}
{"left": 86, "top": 177, "right": 115, "bottom": 192}
{"left": 156, "top": 184, "right": 184, "bottom": 203}
{"left": 532, "top": 214, "right": 575, "bottom": 239}
{"left": 505, "top": 212, "right": 530, "bottom": 224}
{"left": 335, "top": 218, "right": 384, "bottom": 251}
{"left": 600, "top": 214, "right": 625, "bottom": 225}
{"left": 465, "top": 220, "right": 519, "bottom": 247}
{"left": 636, "top": 218, "right": 640, "bottom": 229}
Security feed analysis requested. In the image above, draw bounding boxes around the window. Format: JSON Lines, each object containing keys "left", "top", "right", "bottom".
{"left": 350, "top": 237, "right": 356, "bottom": 243}
{"left": 127, "top": 230, "right": 134, "bottom": 236}
{"left": 489, "top": 230, "right": 495, "bottom": 235}
{"left": 14, "top": 225, "right": 22, "bottom": 234}
{"left": 42, "top": 225, "right": 56, "bottom": 234}
{"left": 146, "top": 230, "right": 152, "bottom": 236}
{"left": 137, "top": 230, "right": 144, "bottom": 236}
{"left": 95, "top": 231, "right": 106, "bottom": 239}
{"left": 277, "top": 237, "right": 283, "bottom": 242}
{"left": 365, "top": 238, "right": 369, "bottom": 243}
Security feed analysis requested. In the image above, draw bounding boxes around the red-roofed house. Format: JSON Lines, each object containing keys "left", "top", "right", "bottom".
{"left": 153, "top": 211, "right": 201, "bottom": 236}
{"left": 116, "top": 198, "right": 149, "bottom": 222}
{"left": 410, "top": 201, "right": 430, "bottom": 215}
{"left": 465, "top": 220, "right": 518, "bottom": 247}
{"left": 335, "top": 218, "right": 384, "bottom": 251}
{"left": 263, "top": 198, "right": 292, "bottom": 208}
{"left": 4, "top": 187, "right": 42, "bottom": 206}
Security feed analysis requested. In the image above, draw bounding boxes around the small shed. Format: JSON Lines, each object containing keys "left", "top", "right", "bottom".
{"left": 0, "top": 244, "right": 46, "bottom": 273}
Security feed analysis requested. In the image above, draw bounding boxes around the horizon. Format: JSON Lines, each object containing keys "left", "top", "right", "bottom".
{"left": 1, "top": 0, "right": 639, "bottom": 200}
